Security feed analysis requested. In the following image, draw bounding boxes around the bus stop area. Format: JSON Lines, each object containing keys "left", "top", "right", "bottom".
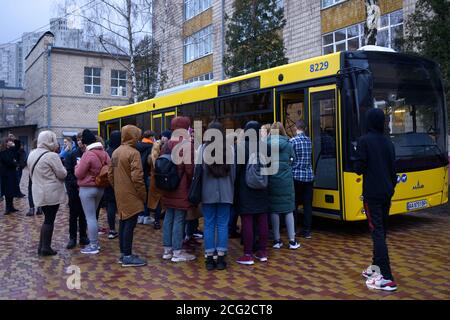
{"left": 0, "top": 178, "right": 449, "bottom": 300}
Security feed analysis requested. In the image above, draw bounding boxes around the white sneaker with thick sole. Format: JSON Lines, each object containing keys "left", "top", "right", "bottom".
{"left": 366, "top": 274, "right": 398, "bottom": 291}
{"left": 143, "top": 216, "right": 155, "bottom": 225}
{"left": 162, "top": 248, "right": 173, "bottom": 260}
{"left": 171, "top": 250, "right": 196, "bottom": 262}
{"left": 289, "top": 240, "right": 301, "bottom": 250}
{"left": 362, "top": 265, "right": 379, "bottom": 279}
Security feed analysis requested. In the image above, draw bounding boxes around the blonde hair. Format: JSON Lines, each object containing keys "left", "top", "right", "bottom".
{"left": 270, "top": 122, "right": 287, "bottom": 137}
{"left": 261, "top": 124, "right": 271, "bottom": 136}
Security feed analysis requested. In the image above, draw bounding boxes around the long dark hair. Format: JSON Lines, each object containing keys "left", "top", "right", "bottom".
{"left": 205, "top": 121, "right": 230, "bottom": 178}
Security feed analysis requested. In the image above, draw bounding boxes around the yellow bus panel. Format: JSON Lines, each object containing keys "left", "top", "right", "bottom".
{"left": 343, "top": 167, "right": 448, "bottom": 221}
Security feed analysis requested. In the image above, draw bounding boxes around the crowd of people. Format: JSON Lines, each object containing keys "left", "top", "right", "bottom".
{"left": 0, "top": 109, "right": 398, "bottom": 291}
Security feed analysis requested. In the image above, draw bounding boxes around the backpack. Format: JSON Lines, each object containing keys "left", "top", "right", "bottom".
{"left": 154, "top": 153, "right": 180, "bottom": 191}
{"left": 92, "top": 152, "right": 110, "bottom": 188}
{"left": 245, "top": 152, "right": 268, "bottom": 189}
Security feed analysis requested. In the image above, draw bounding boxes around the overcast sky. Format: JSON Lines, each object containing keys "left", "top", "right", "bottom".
{"left": 0, "top": 0, "right": 57, "bottom": 44}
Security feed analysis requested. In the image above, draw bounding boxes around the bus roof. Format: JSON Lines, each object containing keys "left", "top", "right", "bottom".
{"left": 98, "top": 51, "right": 343, "bottom": 122}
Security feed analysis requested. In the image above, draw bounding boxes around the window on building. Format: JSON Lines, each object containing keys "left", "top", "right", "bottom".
{"left": 184, "top": 0, "right": 212, "bottom": 21}
{"left": 184, "top": 72, "right": 214, "bottom": 84}
{"left": 321, "top": 0, "right": 346, "bottom": 9}
{"left": 183, "top": 25, "right": 213, "bottom": 64}
{"left": 322, "top": 10, "right": 403, "bottom": 54}
{"left": 111, "top": 70, "right": 127, "bottom": 97}
{"left": 84, "top": 67, "right": 101, "bottom": 94}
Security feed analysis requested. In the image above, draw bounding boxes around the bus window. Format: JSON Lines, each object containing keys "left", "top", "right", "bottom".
{"left": 136, "top": 113, "right": 151, "bottom": 131}
{"left": 122, "top": 115, "right": 137, "bottom": 127}
{"left": 177, "top": 100, "right": 215, "bottom": 131}
{"left": 152, "top": 115, "right": 162, "bottom": 134}
{"left": 218, "top": 92, "right": 273, "bottom": 129}
{"left": 280, "top": 92, "right": 306, "bottom": 137}
{"left": 165, "top": 113, "right": 176, "bottom": 130}
{"left": 311, "top": 89, "right": 338, "bottom": 190}
{"left": 99, "top": 122, "right": 107, "bottom": 139}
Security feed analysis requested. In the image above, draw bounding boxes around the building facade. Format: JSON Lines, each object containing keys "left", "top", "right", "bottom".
{"left": 153, "top": 0, "right": 418, "bottom": 89}
{"left": 24, "top": 32, "right": 130, "bottom": 144}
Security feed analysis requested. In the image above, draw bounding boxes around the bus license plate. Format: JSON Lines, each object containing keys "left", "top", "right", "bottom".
{"left": 407, "top": 200, "right": 428, "bottom": 211}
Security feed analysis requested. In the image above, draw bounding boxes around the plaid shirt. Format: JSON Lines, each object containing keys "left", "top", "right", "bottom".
{"left": 290, "top": 133, "right": 314, "bottom": 182}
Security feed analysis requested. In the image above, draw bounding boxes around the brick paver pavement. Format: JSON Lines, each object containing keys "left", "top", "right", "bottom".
{"left": 0, "top": 177, "right": 449, "bottom": 300}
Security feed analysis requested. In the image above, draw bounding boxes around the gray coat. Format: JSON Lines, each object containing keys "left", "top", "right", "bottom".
{"left": 199, "top": 144, "right": 236, "bottom": 204}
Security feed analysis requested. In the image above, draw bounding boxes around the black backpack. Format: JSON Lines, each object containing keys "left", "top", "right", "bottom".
{"left": 154, "top": 154, "right": 180, "bottom": 191}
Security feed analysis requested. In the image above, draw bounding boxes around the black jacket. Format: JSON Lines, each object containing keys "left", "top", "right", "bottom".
{"left": 0, "top": 148, "right": 20, "bottom": 198}
{"left": 234, "top": 121, "right": 270, "bottom": 215}
{"left": 135, "top": 141, "right": 153, "bottom": 182}
{"left": 354, "top": 108, "right": 397, "bottom": 203}
{"left": 65, "top": 147, "right": 84, "bottom": 193}
{"left": 104, "top": 131, "right": 121, "bottom": 202}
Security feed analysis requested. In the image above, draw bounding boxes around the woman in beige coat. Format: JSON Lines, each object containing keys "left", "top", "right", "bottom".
{"left": 27, "top": 131, "right": 67, "bottom": 256}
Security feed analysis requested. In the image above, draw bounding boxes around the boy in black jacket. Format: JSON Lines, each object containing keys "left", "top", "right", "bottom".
{"left": 354, "top": 108, "right": 398, "bottom": 292}
{"left": 64, "top": 133, "right": 89, "bottom": 249}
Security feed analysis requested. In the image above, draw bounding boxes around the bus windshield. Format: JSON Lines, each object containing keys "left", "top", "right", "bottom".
{"left": 369, "top": 56, "right": 447, "bottom": 170}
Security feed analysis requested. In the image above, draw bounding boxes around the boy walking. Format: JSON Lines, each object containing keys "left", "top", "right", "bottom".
{"left": 354, "top": 108, "right": 398, "bottom": 291}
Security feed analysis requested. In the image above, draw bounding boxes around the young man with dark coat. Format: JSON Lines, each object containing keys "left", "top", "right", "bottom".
{"left": 354, "top": 108, "right": 398, "bottom": 292}
{"left": 64, "top": 133, "right": 89, "bottom": 249}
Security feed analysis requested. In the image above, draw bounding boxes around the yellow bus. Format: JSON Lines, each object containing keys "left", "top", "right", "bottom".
{"left": 98, "top": 48, "right": 448, "bottom": 221}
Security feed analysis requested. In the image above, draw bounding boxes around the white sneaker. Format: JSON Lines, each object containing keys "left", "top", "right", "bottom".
{"left": 273, "top": 240, "right": 283, "bottom": 249}
{"left": 143, "top": 216, "right": 155, "bottom": 225}
{"left": 171, "top": 250, "right": 196, "bottom": 262}
{"left": 162, "top": 248, "right": 173, "bottom": 260}
{"left": 137, "top": 216, "right": 144, "bottom": 224}
{"left": 289, "top": 240, "right": 301, "bottom": 250}
{"left": 366, "top": 274, "right": 398, "bottom": 291}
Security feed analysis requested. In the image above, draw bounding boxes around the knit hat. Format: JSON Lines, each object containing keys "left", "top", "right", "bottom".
{"left": 81, "top": 129, "right": 96, "bottom": 146}
{"left": 171, "top": 116, "right": 191, "bottom": 131}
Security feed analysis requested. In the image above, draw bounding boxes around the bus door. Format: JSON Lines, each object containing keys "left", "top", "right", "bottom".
{"left": 279, "top": 91, "right": 307, "bottom": 137}
{"left": 106, "top": 120, "right": 120, "bottom": 140}
{"left": 308, "top": 85, "right": 341, "bottom": 215}
{"left": 152, "top": 109, "right": 177, "bottom": 133}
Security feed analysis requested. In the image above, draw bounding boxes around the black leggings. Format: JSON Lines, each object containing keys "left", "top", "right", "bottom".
{"left": 119, "top": 214, "right": 139, "bottom": 256}
{"left": 106, "top": 200, "right": 117, "bottom": 231}
{"left": 28, "top": 177, "right": 34, "bottom": 208}
{"left": 42, "top": 205, "right": 59, "bottom": 226}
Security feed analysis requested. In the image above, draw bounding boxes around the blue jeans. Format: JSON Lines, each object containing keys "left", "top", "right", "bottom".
{"left": 202, "top": 203, "right": 231, "bottom": 254}
{"left": 163, "top": 208, "right": 186, "bottom": 251}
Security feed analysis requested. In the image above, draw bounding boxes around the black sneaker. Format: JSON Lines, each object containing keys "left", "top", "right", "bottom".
{"left": 205, "top": 255, "right": 216, "bottom": 271}
{"left": 216, "top": 255, "right": 227, "bottom": 270}
{"left": 26, "top": 208, "right": 35, "bottom": 216}
{"left": 193, "top": 230, "right": 203, "bottom": 239}
{"left": 153, "top": 220, "right": 161, "bottom": 230}
{"left": 117, "top": 254, "right": 124, "bottom": 264}
{"left": 36, "top": 208, "right": 43, "bottom": 215}
{"left": 303, "top": 232, "right": 312, "bottom": 239}
{"left": 108, "top": 231, "right": 119, "bottom": 239}
{"left": 66, "top": 239, "right": 77, "bottom": 250}
{"left": 122, "top": 255, "right": 147, "bottom": 267}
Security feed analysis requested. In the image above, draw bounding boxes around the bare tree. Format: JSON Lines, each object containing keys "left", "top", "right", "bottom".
{"left": 57, "top": 0, "right": 153, "bottom": 103}
{"left": 364, "top": 0, "right": 381, "bottom": 46}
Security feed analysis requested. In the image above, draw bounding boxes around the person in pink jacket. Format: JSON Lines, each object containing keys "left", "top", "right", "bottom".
{"left": 75, "top": 129, "right": 111, "bottom": 255}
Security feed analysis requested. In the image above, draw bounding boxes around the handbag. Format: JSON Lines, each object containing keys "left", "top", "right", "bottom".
{"left": 188, "top": 163, "right": 203, "bottom": 206}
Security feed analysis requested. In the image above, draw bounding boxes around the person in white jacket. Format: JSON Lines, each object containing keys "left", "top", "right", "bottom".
{"left": 28, "top": 131, "right": 67, "bottom": 256}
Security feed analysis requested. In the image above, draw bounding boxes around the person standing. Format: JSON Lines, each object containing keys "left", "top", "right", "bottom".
{"left": 26, "top": 139, "right": 39, "bottom": 216}
{"left": 104, "top": 130, "right": 121, "bottom": 239}
{"left": 65, "top": 132, "right": 90, "bottom": 249}
{"left": 235, "top": 121, "right": 270, "bottom": 265}
{"left": 147, "top": 140, "right": 163, "bottom": 230}
{"left": 27, "top": 131, "right": 67, "bottom": 256}
{"left": 160, "top": 117, "right": 196, "bottom": 263}
{"left": 268, "top": 122, "right": 300, "bottom": 250}
{"left": 75, "top": 129, "right": 110, "bottom": 254}
{"left": 136, "top": 130, "right": 155, "bottom": 225}
{"left": 59, "top": 137, "right": 73, "bottom": 164}
{"left": 199, "top": 121, "right": 236, "bottom": 270}
{"left": 354, "top": 108, "right": 398, "bottom": 292}
{"left": 108, "top": 125, "right": 147, "bottom": 267}
{"left": 0, "top": 138, "right": 20, "bottom": 214}
{"left": 290, "top": 120, "right": 314, "bottom": 239}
